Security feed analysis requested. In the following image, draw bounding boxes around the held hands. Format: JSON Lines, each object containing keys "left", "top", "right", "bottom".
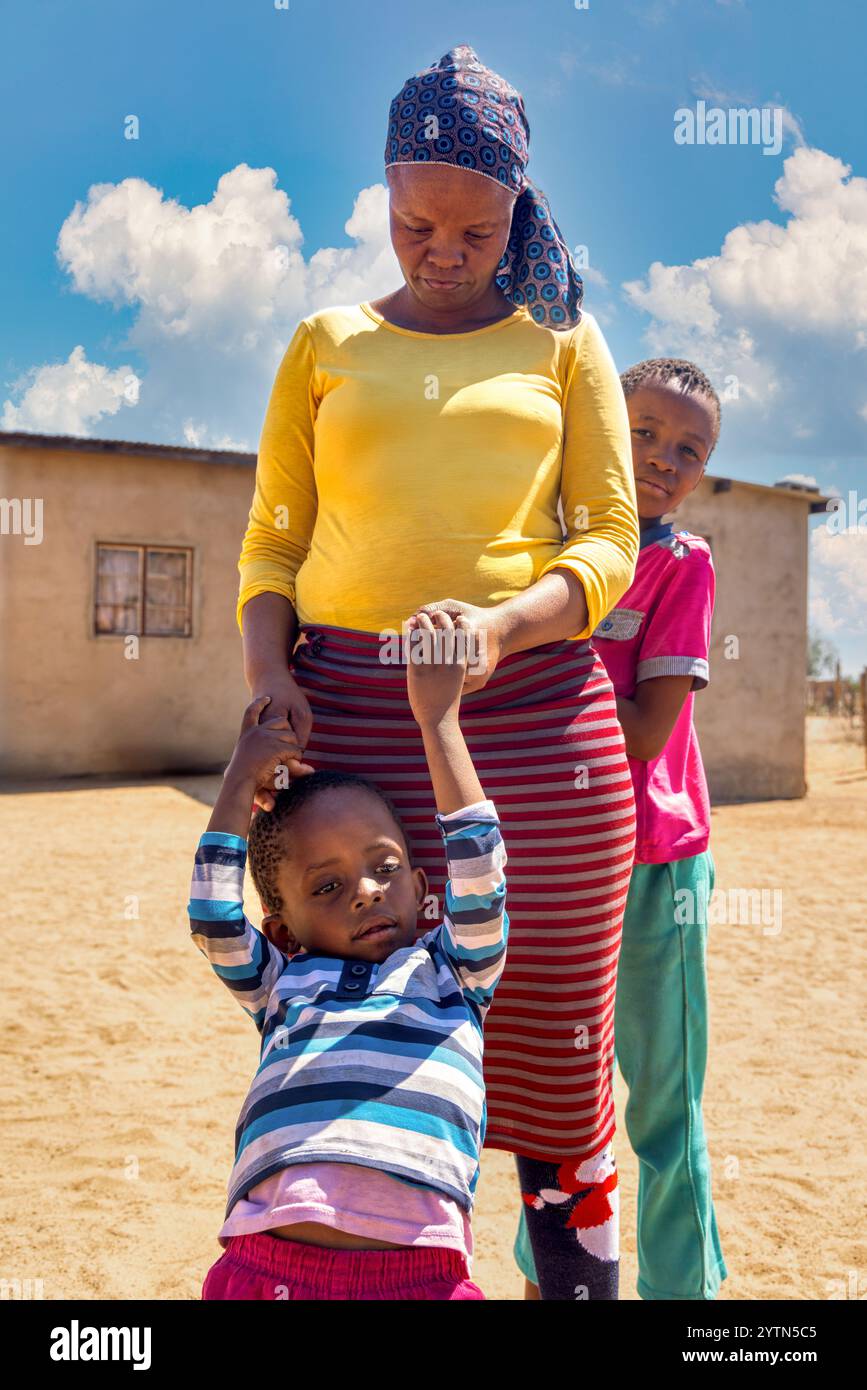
{"left": 226, "top": 694, "right": 314, "bottom": 798}
{"left": 247, "top": 672, "right": 314, "bottom": 812}
{"left": 405, "top": 610, "right": 471, "bottom": 727}
{"left": 206, "top": 693, "right": 314, "bottom": 838}
{"left": 405, "top": 609, "right": 488, "bottom": 814}
{"left": 406, "top": 598, "right": 509, "bottom": 694}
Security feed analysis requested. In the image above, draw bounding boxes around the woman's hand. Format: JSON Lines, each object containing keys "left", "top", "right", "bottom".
{"left": 410, "top": 572, "right": 591, "bottom": 689}
{"left": 405, "top": 599, "right": 511, "bottom": 693}
{"left": 247, "top": 669, "right": 314, "bottom": 811}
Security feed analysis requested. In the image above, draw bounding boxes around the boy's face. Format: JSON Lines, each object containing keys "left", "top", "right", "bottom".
{"left": 626, "top": 381, "right": 716, "bottom": 519}
{"left": 262, "top": 787, "right": 428, "bottom": 964}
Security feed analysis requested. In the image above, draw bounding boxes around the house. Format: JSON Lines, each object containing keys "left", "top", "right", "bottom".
{"left": 0, "top": 431, "right": 252, "bottom": 780}
{"left": 676, "top": 474, "right": 830, "bottom": 800}
{"left": 0, "top": 430, "right": 829, "bottom": 799}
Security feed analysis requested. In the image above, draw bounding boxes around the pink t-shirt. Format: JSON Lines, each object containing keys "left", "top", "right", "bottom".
{"left": 218, "top": 1161, "right": 473, "bottom": 1261}
{"left": 592, "top": 525, "right": 715, "bottom": 864}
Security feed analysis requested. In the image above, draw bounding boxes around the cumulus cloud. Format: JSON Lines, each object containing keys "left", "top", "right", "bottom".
{"left": 1, "top": 345, "right": 140, "bottom": 436}
{"left": 56, "top": 165, "right": 395, "bottom": 350}
{"left": 623, "top": 145, "right": 867, "bottom": 454}
{"left": 553, "top": 49, "right": 644, "bottom": 91}
{"left": 3, "top": 165, "right": 399, "bottom": 447}
{"left": 776, "top": 472, "right": 819, "bottom": 489}
{"left": 581, "top": 264, "right": 609, "bottom": 289}
{"left": 181, "top": 419, "right": 250, "bottom": 452}
{"left": 810, "top": 523, "right": 867, "bottom": 636}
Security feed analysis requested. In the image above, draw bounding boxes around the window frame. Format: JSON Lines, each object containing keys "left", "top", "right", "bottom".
{"left": 93, "top": 542, "right": 193, "bottom": 638}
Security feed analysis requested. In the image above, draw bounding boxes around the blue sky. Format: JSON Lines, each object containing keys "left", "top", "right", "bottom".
{"left": 2, "top": 0, "right": 865, "bottom": 672}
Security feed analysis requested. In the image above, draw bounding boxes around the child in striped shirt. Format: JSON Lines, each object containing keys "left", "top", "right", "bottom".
{"left": 189, "top": 610, "right": 509, "bottom": 1301}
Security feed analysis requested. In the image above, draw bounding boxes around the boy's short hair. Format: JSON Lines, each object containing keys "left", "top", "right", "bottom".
{"left": 247, "top": 769, "right": 412, "bottom": 916}
{"left": 620, "top": 357, "right": 721, "bottom": 450}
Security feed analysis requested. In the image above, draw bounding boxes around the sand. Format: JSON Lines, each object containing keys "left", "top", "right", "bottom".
{"left": 1, "top": 716, "right": 864, "bottom": 1301}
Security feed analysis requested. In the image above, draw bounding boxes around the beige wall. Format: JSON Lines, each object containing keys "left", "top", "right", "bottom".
{"left": 0, "top": 444, "right": 252, "bottom": 778}
{"left": 676, "top": 478, "right": 810, "bottom": 801}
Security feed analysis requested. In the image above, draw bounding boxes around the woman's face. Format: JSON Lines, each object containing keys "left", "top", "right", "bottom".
{"left": 387, "top": 163, "right": 516, "bottom": 313}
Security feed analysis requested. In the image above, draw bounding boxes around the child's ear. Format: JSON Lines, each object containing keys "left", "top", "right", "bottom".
{"left": 413, "top": 867, "right": 429, "bottom": 918}
{"left": 262, "top": 912, "right": 299, "bottom": 955}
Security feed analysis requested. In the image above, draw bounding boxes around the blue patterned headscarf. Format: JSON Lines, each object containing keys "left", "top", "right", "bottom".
{"left": 385, "top": 44, "right": 583, "bottom": 331}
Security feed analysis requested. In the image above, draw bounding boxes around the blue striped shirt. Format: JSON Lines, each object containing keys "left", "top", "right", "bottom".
{"left": 187, "top": 798, "right": 509, "bottom": 1217}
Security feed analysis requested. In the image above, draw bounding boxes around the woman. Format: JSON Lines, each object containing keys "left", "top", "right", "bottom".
{"left": 236, "top": 45, "right": 639, "bottom": 1300}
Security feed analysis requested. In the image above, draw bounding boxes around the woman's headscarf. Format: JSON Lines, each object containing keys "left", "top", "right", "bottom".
{"left": 385, "top": 44, "right": 583, "bottom": 331}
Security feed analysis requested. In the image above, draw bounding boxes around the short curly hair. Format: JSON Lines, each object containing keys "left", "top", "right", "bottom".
{"left": 620, "top": 357, "right": 721, "bottom": 450}
{"left": 247, "top": 769, "right": 412, "bottom": 917}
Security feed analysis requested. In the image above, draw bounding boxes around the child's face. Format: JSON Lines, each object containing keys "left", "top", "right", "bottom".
{"left": 626, "top": 381, "right": 716, "bottom": 518}
{"left": 263, "top": 788, "right": 428, "bottom": 964}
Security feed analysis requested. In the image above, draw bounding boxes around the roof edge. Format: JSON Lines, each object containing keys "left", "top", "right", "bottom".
{"left": 704, "top": 472, "right": 834, "bottom": 508}
{"left": 0, "top": 429, "right": 255, "bottom": 466}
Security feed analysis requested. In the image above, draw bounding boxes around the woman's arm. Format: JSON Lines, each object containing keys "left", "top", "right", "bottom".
{"left": 240, "top": 595, "right": 313, "bottom": 810}
{"left": 491, "top": 566, "right": 589, "bottom": 659}
{"left": 242, "top": 591, "right": 299, "bottom": 690}
{"left": 534, "top": 312, "right": 639, "bottom": 641}
{"left": 236, "top": 319, "right": 319, "bottom": 642}
{"left": 236, "top": 320, "right": 321, "bottom": 802}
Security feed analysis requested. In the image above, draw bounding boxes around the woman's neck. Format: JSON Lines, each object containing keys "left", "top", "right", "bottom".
{"left": 371, "top": 283, "right": 518, "bottom": 334}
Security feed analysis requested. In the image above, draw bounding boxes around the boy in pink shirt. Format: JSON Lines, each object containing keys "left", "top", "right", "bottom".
{"left": 601, "top": 357, "right": 726, "bottom": 1299}
{"left": 516, "top": 358, "right": 728, "bottom": 1300}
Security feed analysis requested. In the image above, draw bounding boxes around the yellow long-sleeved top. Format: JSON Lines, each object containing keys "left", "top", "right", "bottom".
{"left": 236, "top": 300, "right": 639, "bottom": 642}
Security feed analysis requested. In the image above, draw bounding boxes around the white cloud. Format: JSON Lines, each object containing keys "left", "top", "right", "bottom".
{"left": 810, "top": 523, "right": 867, "bottom": 636}
{"left": 623, "top": 145, "right": 867, "bottom": 454}
{"left": 809, "top": 591, "right": 840, "bottom": 633}
{"left": 181, "top": 419, "right": 250, "bottom": 452}
{"left": 777, "top": 472, "right": 819, "bottom": 489}
{"left": 2, "top": 165, "right": 400, "bottom": 448}
{"left": 2, "top": 345, "right": 140, "bottom": 436}
{"left": 553, "top": 49, "right": 644, "bottom": 90}
{"left": 690, "top": 77, "right": 754, "bottom": 106}
{"left": 778, "top": 106, "right": 806, "bottom": 148}
{"left": 581, "top": 264, "right": 609, "bottom": 289}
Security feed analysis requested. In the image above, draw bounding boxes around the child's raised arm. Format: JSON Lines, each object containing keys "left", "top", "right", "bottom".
{"left": 404, "top": 611, "right": 484, "bottom": 815}
{"left": 187, "top": 694, "right": 315, "bottom": 1029}
{"left": 406, "top": 610, "right": 508, "bottom": 1014}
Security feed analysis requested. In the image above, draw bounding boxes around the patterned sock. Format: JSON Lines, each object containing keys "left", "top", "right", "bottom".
{"left": 516, "top": 1145, "right": 620, "bottom": 1301}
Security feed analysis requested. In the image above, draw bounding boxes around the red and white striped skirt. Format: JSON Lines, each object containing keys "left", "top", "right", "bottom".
{"left": 290, "top": 622, "right": 636, "bottom": 1163}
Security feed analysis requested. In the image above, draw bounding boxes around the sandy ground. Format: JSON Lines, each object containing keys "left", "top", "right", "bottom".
{"left": 1, "top": 716, "right": 864, "bottom": 1301}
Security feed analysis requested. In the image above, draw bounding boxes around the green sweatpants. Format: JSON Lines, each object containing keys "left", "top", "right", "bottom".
{"left": 514, "top": 850, "right": 727, "bottom": 1299}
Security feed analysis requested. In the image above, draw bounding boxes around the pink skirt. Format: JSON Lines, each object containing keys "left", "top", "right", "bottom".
{"left": 290, "top": 623, "right": 636, "bottom": 1162}
{"left": 202, "top": 1232, "right": 484, "bottom": 1301}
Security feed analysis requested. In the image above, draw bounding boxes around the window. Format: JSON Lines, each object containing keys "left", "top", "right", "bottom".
{"left": 95, "top": 544, "right": 192, "bottom": 636}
